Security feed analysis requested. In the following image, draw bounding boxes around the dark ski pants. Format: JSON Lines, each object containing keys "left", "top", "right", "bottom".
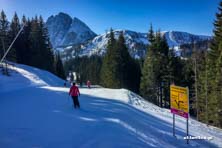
{"left": 72, "top": 96, "right": 80, "bottom": 108}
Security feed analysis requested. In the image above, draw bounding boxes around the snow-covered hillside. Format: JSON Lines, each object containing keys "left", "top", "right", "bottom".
{"left": 66, "top": 30, "right": 148, "bottom": 59}
{"left": 0, "top": 64, "right": 221, "bottom": 148}
{"left": 46, "top": 12, "right": 96, "bottom": 48}
{"left": 60, "top": 29, "right": 212, "bottom": 59}
{"left": 162, "top": 31, "right": 212, "bottom": 47}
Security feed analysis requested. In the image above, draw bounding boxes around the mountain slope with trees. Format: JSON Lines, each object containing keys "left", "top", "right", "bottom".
{"left": 0, "top": 11, "right": 65, "bottom": 79}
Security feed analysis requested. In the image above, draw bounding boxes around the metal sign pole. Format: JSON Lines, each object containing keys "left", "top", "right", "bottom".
{"left": 173, "top": 113, "right": 175, "bottom": 137}
{"left": 171, "top": 85, "right": 190, "bottom": 144}
{"left": 187, "top": 117, "right": 189, "bottom": 144}
{"left": 187, "top": 86, "right": 189, "bottom": 144}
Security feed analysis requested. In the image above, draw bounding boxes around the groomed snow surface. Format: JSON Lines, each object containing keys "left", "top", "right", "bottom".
{"left": 0, "top": 63, "right": 222, "bottom": 148}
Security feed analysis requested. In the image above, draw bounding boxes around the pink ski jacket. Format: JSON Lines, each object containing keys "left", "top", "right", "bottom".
{"left": 69, "top": 85, "right": 80, "bottom": 97}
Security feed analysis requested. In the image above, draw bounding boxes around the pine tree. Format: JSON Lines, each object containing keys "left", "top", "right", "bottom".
{"left": 87, "top": 55, "right": 102, "bottom": 84}
{"left": 29, "top": 16, "right": 42, "bottom": 67}
{"left": 205, "top": 1, "right": 222, "bottom": 127}
{"left": 100, "top": 28, "right": 120, "bottom": 88}
{"left": 39, "top": 16, "right": 55, "bottom": 73}
{"left": 100, "top": 29, "right": 141, "bottom": 90}
{"left": 28, "top": 16, "right": 55, "bottom": 73}
{"left": 9, "top": 12, "right": 21, "bottom": 62}
{"left": 157, "top": 35, "right": 170, "bottom": 107}
{"left": 140, "top": 28, "right": 159, "bottom": 104}
{"left": 55, "top": 52, "right": 66, "bottom": 79}
{"left": 148, "top": 24, "right": 155, "bottom": 43}
{"left": 0, "top": 10, "right": 10, "bottom": 60}
{"left": 116, "top": 31, "right": 131, "bottom": 88}
{"left": 215, "top": 42, "right": 222, "bottom": 127}
{"left": 128, "top": 58, "right": 141, "bottom": 93}
{"left": 0, "top": 10, "right": 10, "bottom": 75}
{"left": 140, "top": 42, "right": 157, "bottom": 104}
{"left": 193, "top": 51, "right": 208, "bottom": 123}
{"left": 21, "top": 16, "right": 32, "bottom": 65}
{"left": 140, "top": 28, "right": 171, "bottom": 107}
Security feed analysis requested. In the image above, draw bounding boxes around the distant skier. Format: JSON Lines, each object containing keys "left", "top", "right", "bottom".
{"left": 69, "top": 82, "right": 80, "bottom": 109}
{"left": 87, "top": 80, "right": 91, "bottom": 88}
{"left": 64, "top": 81, "right": 67, "bottom": 87}
{"left": 80, "top": 81, "right": 83, "bottom": 88}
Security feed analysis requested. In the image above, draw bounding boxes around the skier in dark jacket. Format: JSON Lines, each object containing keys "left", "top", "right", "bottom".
{"left": 69, "top": 82, "right": 80, "bottom": 109}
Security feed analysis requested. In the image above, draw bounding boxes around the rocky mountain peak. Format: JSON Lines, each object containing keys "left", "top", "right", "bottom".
{"left": 46, "top": 12, "right": 96, "bottom": 48}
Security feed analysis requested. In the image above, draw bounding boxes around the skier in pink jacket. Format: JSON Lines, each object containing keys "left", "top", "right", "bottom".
{"left": 69, "top": 82, "right": 80, "bottom": 108}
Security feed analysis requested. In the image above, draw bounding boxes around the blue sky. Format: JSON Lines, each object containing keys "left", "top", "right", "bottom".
{"left": 0, "top": 0, "right": 220, "bottom": 35}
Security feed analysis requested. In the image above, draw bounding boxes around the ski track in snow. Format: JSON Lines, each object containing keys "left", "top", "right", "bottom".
{"left": 0, "top": 64, "right": 222, "bottom": 148}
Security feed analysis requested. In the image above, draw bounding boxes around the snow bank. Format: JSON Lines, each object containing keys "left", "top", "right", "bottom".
{"left": 0, "top": 63, "right": 64, "bottom": 92}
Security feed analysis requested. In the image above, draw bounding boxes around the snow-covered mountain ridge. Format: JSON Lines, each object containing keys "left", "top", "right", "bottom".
{"left": 46, "top": 12, "right": 212, "bottom": 58}
{"left": 0, "top": 63, "right": 221, "bottom": 147}
{"left": 60, "top": 29, "right": 212, "bottom": 59}
{"left": 162, "top": 31, "right": 211, "bottom": 47}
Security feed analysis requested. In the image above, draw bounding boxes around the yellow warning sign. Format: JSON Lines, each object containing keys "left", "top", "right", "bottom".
{"left": 170, "top": 85, "right": 189, "bottom": 118}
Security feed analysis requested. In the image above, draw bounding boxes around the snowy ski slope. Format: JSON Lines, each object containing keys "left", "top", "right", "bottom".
{"left": 0, "top": 63, "right": 221, "bottom": 148}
